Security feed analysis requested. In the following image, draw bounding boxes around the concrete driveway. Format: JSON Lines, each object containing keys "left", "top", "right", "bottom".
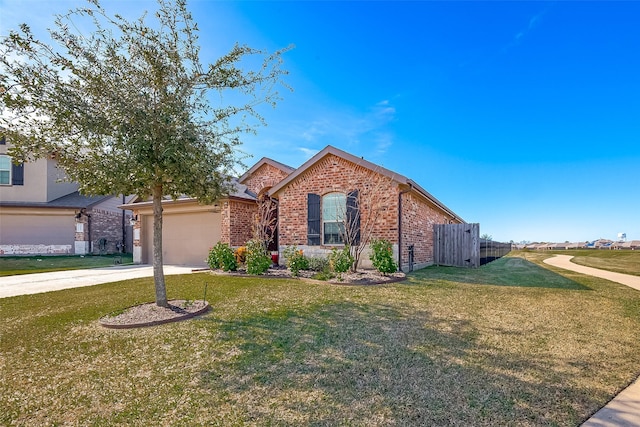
{"left": 0, "top": 265, "right": 202, "bottom": 299}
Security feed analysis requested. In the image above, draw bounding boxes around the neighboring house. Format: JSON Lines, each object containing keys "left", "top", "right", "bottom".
{"left": 612, "top": 240, "right": 640, "bottom": 250}
{"left": 125, "top": 145, "right": 464, "bottom": 271}
{"left": 0, "top": 136, "right": 132, "bottom": 255}
{"left": 566, "top": 242, "right": 587, "bottom": 249}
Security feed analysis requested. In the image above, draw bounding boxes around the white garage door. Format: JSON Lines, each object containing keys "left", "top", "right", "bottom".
{"left": 143, "top": 211, "right": 221, "bottom": 266}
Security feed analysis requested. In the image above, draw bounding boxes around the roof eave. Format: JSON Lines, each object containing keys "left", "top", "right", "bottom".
{"left": 406, "top": 179, "right": 465, "bottom": 223}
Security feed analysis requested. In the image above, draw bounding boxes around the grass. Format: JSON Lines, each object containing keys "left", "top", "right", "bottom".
{"left": 542, "top": 249, "right": 640, "bottom": 277}
{"left": 1, "top": 251, "right": 640, "bottom": 425}
{"left": 0, "top": 254, "right": 134, "bottom": 276}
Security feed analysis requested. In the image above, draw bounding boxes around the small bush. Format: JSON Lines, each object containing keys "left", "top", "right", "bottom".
{"left": 245, "top": 239, "right": 272, "bottom": 275}
{"left": 283, "top": 246, "right": 309, "bottom": 277}
{"left": 369, "top": 238, "right": 397, "bottom": 274}
{"left": 207, "top": 242, "right": 237, "bottom": 271}
{"left": 234, "top": 246, "right": 247, "bottom": 265}
{"left": 330, "top": 246, "right": 354, "bottom": 273}
{"left": 307, "top": 256, "right": 329, "bottom": 272}
{"left": 311, "top": 270, "right": 335, "bottom": 281}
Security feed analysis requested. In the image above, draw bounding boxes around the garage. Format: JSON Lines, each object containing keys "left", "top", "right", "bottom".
{"left": 142, "top": 209, "right": 221, "bottom": 266}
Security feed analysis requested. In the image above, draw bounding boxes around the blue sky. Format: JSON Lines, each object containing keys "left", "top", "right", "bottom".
{"left": 1, "top": 1, "right": 639, "bottom": 243}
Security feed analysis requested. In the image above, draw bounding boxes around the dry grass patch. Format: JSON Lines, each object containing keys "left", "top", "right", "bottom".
{"left": 1, "top": 254, "right": 640, "bottom": 425}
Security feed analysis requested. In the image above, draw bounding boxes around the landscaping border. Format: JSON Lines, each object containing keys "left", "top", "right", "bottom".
{"left": 208, "top": 270, "right": 407, "bottom": 286}
{"left": 99, "top": 300, "right": 210, "bottom": 329}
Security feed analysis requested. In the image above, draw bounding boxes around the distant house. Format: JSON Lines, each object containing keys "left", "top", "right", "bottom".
{"left": 123, "top": 145, "right": 465, "bottom": 270}
{"left": 612, "top": 240, "right": 640, "bottom": 250}
{"left": 566, "top": 242, "right": 586, "bottom": 249}
{"left": 0, "top": 136, "right": 132, "bottom": 255}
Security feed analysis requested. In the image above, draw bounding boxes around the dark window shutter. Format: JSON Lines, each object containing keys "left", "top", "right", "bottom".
{"left": 0, "top": 136, "right": 6, "bottom": 145}
{"left": 347, "top": 190, "right": 360, "bottom": 245}
{"left": 12, "top": 163, "right": 24, "bottom": 186}
{"left": 307, "top": 193, "right": 321, "bottom": 246}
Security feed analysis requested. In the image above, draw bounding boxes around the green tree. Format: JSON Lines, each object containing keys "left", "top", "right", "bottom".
{"left": 0, "top": 0, "right": 290, "bottom": 307}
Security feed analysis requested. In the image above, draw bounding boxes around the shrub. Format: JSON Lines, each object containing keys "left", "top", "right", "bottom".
{"left": 245, "top": 239, "right": 272, "bottom": 275}
{"left": 311, "top": 270, "right": 335, "bottom": 281}
{"left": 283, "top": 246, "right": 309, "bottom": 277}
{"left": 307, "top": 255, "right": 329, "bottom": 272}
{"left": 234, "top": 246, "right": 247, "bottom": 265}
{"left": 207, "top": 242, "right": 237, "bottom": 271}
{"left": 330, "top": 246, "right": 354, "bottom": 273}
{"left": 369, "top": 238, "right": 397, "bottom": 274}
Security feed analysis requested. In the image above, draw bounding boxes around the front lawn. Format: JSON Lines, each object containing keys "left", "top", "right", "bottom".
{"left": 0, "top": 254, "right": 133, "bottom": 276}
{"left": 1, "top": 252, "right": 639, "bottom": 425}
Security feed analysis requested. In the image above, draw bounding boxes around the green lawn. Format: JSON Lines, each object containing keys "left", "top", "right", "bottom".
{"left": 0, "top": 254, "right": 134, "bottom": 276}
{"left": 1, "top": 251, "right": 640, "bottom": 425}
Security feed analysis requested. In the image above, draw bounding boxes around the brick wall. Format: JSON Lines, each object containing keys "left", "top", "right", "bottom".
{"left": 242, "top": 163, "right": 291, "bottom": 195}
{"left": 89, "top": 208, "right": 126, "bottom": 254}
{"left": 221, "top": 199, "right": 257, "bottom": 247}
{"left": 399, "top": 192, "right": 459, "bottom": 270}
{"left": 277, "top": 153, "right": 401, "bottom": 250}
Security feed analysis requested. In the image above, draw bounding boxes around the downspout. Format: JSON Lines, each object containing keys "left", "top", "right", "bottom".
{"left": 397, "top": 183, "right": 412, "bottom": 272}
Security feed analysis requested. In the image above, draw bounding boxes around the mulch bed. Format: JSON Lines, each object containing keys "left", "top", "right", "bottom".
{"left": 99, "top": 299, "right": 210, "bottom": 329}
{"left": 209, "top": 266, "right": 407, "bottom": 286}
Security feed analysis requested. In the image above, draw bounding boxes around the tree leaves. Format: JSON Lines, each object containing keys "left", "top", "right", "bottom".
{"left": 0, "top": 0, "right": 291, "bottom": 201}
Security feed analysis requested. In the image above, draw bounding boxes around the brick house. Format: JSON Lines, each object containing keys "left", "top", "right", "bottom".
{"left": 122, "top": 158, "right": 294, "bottom": 265}
{"left": 125, "top": 145, "right": 464, "bottom": 271}
{"left": 268, "top": 145, "right": 464, "bottom": 271}
{"left": 0, "top": 136, "right": 133, "bottom": 255}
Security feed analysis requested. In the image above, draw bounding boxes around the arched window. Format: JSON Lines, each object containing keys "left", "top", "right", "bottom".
{"left": 322, "top": 192, "right": 346, "bottom": 244}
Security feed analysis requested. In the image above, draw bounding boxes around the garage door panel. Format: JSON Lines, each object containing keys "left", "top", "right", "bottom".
{"left": 142, "top": 211, "right": 221, "bottom": 266}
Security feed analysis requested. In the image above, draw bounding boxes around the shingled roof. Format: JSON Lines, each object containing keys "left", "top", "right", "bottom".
{"left": 0, "top": 191, "right": 111, "bottom": 209}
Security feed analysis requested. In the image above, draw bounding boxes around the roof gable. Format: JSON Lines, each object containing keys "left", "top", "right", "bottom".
{"left": 268, "top": 145, "right": 406, "bottom": 196}
{"left": 238, "top": 157, "right": 295, "bottom": 184}
{"left": 268, "top": 145, "right": 464, "bottom": 223}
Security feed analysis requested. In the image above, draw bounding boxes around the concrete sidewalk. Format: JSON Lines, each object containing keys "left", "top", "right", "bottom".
{"left": 544, "top": 254, "right": 640, "bottom": 291}
{"left": 544, "top": 254, "right": 640, "bottom": 427}
{"left": 0, "top": 265, "right": 201, "bottom": 299}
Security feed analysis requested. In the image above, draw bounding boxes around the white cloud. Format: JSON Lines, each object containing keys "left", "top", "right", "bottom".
{"left": 298, "top": 147, "right": 317, "bottom": 159}
{"left": 237, "top": 98, "right": 400, "bottom": 168}
{"left": 503, "top": 6, "right": 551, "bottom": 52}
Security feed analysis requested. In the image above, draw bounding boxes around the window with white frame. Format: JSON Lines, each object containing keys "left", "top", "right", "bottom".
{"left": 307, "top": 190, "right": 360, "bottom": 247}
{"left": 0, "top": 155, "right": 11, "bottom": 185}
{"left": 322, "top": 192, "right": 346, "bottom": 245}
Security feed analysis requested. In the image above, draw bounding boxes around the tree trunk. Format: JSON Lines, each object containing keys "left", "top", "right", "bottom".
{"left": 152, "top": 184, "right": 168, "bottom": 307}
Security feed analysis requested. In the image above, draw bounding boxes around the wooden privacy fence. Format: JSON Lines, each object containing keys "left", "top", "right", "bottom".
{"left": 434, "top": 223, "right": 480, "bottom": 268}
{"left": 434, "top": 223, "right": 512, "bottom": 268}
